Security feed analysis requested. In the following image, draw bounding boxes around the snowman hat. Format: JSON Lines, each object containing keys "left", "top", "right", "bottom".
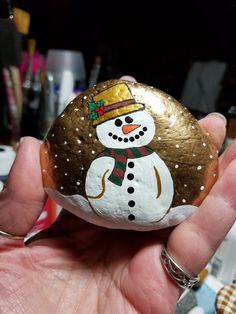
{"left": 88, "top": 82, "right": 145, "bottom": 126}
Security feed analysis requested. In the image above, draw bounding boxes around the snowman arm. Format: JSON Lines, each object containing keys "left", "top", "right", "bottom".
{"left": 86, "top": 169, "right": 109, "bottom": 199}
{"left": 153, "top": 166, "right": 162, "bottom": 198}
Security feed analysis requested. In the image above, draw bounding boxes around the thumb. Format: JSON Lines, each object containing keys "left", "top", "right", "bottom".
{"left": 0, "top": 137, "right": 46, "bottom": 237}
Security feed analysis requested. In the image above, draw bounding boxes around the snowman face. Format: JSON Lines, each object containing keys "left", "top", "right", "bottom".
{"left": 96, "top": 110, "right": 155, "bottom": 148}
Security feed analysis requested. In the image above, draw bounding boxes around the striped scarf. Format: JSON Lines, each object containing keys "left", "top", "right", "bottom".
{"left": 97, "top": 147, "right": 153, "bottom": 186}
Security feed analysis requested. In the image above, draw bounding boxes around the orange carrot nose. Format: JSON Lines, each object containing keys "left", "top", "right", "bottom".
{"left": 122, "top": 124, "right": 140, "bottom": 135}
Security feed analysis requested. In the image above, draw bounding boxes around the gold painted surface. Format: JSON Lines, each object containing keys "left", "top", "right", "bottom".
{"left": 40, "top": 79, "right": 218, "bottom": 208}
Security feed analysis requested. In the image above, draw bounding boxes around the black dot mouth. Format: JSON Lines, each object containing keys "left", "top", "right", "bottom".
{"left": 108, "top": 127, "right": 148, "bottom": 142}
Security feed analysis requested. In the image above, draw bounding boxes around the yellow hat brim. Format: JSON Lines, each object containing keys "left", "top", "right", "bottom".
{"left": 93, "top": 103, "right": 144, "bottom": 126}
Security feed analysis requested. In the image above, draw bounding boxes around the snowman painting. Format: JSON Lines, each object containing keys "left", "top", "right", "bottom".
{"left": 83, "top": 82, "right": 197, "bottom": 229}
{"left": 41, "top": 79, "right": 217, "bottom": 231}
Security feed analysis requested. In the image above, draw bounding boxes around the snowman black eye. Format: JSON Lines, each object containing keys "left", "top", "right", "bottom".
{"left": 114, "top": 119, "right": 122, "bottom": 127}
{"left": 125, "top": 116, "right": 133, "bottom": 124}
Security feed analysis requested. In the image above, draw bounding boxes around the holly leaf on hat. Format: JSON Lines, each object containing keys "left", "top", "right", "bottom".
{"left": 88, "top": 101, "right": 97, "bottom": 111}
{"left": 89, "top": 111, "right": 99, "bottom": 121}
{"left": 97, "top": 99, "right": 105, "bottom": 107}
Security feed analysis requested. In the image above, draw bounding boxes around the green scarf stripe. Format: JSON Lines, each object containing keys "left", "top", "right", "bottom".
{"left": 115, "top": 161, "right": 126, "bottom": 172}
{"left": 115, "top": 149, "right": 127, "bottom": 156}
{"left": 131, "top": 147, "right": 143, "bottom": 157}
{"left": 109, "top": 174, "right": 123, "bottom": 186}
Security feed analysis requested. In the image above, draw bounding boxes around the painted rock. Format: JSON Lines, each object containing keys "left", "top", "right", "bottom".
{"left": 40, "top": 79, "right": 218, "bottom": 231}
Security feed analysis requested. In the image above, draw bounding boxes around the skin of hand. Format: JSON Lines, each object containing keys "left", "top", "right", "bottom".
{"left": 0, "top": 82, "right": 236, "bottom": 313}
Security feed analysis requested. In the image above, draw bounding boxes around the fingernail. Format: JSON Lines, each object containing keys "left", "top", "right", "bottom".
{"left": 208, "top": 112, "right": 227, "bottom": 126}
{"left": 120, "top": 75, "right": 137, "bottom": 82}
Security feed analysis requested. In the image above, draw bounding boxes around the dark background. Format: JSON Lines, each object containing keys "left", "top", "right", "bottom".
{"left": 1, "top": 0, "right": 236, "bottom": 105}
{"left": 6, "top": 0, "right": 236, "bottom": 97}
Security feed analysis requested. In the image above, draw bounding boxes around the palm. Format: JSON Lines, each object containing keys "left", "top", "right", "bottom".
{"left": 2, "top": 213, "right": 176, "bottom": 314}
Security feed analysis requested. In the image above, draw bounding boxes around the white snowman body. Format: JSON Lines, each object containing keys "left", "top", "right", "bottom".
{"left": 86, "top": 153, "right": 174, "bottom": 227}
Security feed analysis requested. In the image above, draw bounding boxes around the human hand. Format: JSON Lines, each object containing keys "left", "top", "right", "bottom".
{"left": 0, "top": 93, "right": 236, "bottom": 314}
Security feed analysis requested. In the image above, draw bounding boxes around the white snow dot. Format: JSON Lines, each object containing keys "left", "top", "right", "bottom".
{"left": 81, "top": 117, "right": 85, "bottom": 120}
{"left": 175, "top": 164, "right": 179, "bottom": 169}
{"left": 92, "top": 150, "right": 96, "bottom": 154}
{"left": 200, "top": 186, "right": 205, "bottom": 191}
{"left": 63, "top": 127, "right": 66, "bottom": 130}
{"left": 60, "top": 186, "right": 64, "bottom": 190}
{"left": 75, "top": 128, "right": 79, "bottom": 131}
{"left": 184, "top": 184, "right": 187, "bottom": 187}
{"left": 77, "top": 139, "right": 82, "bottom": 144}
{"left": 75, "top": 108, "right": 79, "bottom": 111}
{"left": 61, "top": 114, "right": 65, "bottom": 118}
{"left": 52, "top": 134, "right": 55, "bottom": 137}
{"left": 76, "top": 181, "right": 81, "bottom": 186}
{"left": 78, "top": 150, "right": 81, "bottom": 153}
{"left": 213, "top": 173, "right": 216, "bottom": 177}
{"left": 64, "top": 173, "right": 68, "bottom": 176}
{"left": 70, "top": 101, "right": 74, "bottom": 104}
{"left": 81, "top": 167, "right": 84, "bottom": 171}
{"left": 203, "top": 142, "right": 207, "bottom": 147}
{"left": 192, "top": 125, "right": 195, "bottom": 129}
{"left": 158, "top": 137, "right": 162, "bottom": 140}
{"left": 193, "top": 154, "right": 196, "bottom": 157}
{"left": 210, "top": 155, "right": 213, "bottom": 159}
{"left": 42, "top": 169, "right": 46, "bottom": 172}
{"left": 180, "top": 110, "right": 183, "bottom": 114}
{"left": 206, "top": 132, "right": 210, "bottom": 136}
{"left": 54, "top": 165, "right": 58, "bottom": 168}
{"left": 197, "top": 165, "right": 202, "bottom": 170}
{"left": 89, "top": 133, "right": 92, "bottom": 137}
{"left": 66, "top": 158, "right": 70, "bottom": 162}
{"left": 176, "top": 144, "right": 180, "bottom": 148}
{"left": 168, "top": 96, "right": 172, "bottom": 100}
{"left": 83, "top": 96, "right": 87, "bottom": 100}
{"left": 182, "top": 199, "right": 186, "bottom": 203}
{"left": 216, "top": 150, "right": 219, "bottom": 154}
{"left": 55, "top": 154, "right": 58, "bottom": 157}
{"left": 64, "top": 141, "right": 67, "bottom": 145}
{"left": 44, "top": 151, "right": 47, "bottom": 154}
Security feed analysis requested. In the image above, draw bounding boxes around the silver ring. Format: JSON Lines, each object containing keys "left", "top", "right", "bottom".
{"left": 0, "top": 230, "right": 26, "bottom": 240}
{"left": 161, "top": 246, "right": 200, "bottom": 289}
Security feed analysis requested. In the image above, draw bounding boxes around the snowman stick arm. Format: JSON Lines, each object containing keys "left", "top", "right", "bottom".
{"left": 153, "top": 166, "right": 162, "bottom": 198}
{"left": 86, "top": 169, "right": 109, "bottom": 199}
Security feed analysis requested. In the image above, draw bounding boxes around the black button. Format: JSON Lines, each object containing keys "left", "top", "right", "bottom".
{"left": 127, "top": 187, "right": 134, "bottom": 194}
{"left": 129, "top": 137, "right": 134, "bottom": 142}
{"left": 127, "top": 173, "right": 134, "bottom": 180}
{"left": 113, "top": 135, "right": 118, "bottom": 139}
{"left": 128, "top": 214, "right": 135, "bottom": 221}
{"left": 124, "top": 138, "right": 128, "bottom": 142}
{"left": 128, "top": 200, "right": 135, "bottom": 207}
{"left": 108, "top": 132, "right": 112, "bottom": 136}
{"left": 139, "top": 131, "right": 144, "bottom": 136}
{"left": 118, "top": 137, "right": 122, "bottom": 141}
{"left": 143, "top": 127, "right": 147, "bottom": 131}
{"left": 128, "top": 161, "right": 134, "bottom": 168}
